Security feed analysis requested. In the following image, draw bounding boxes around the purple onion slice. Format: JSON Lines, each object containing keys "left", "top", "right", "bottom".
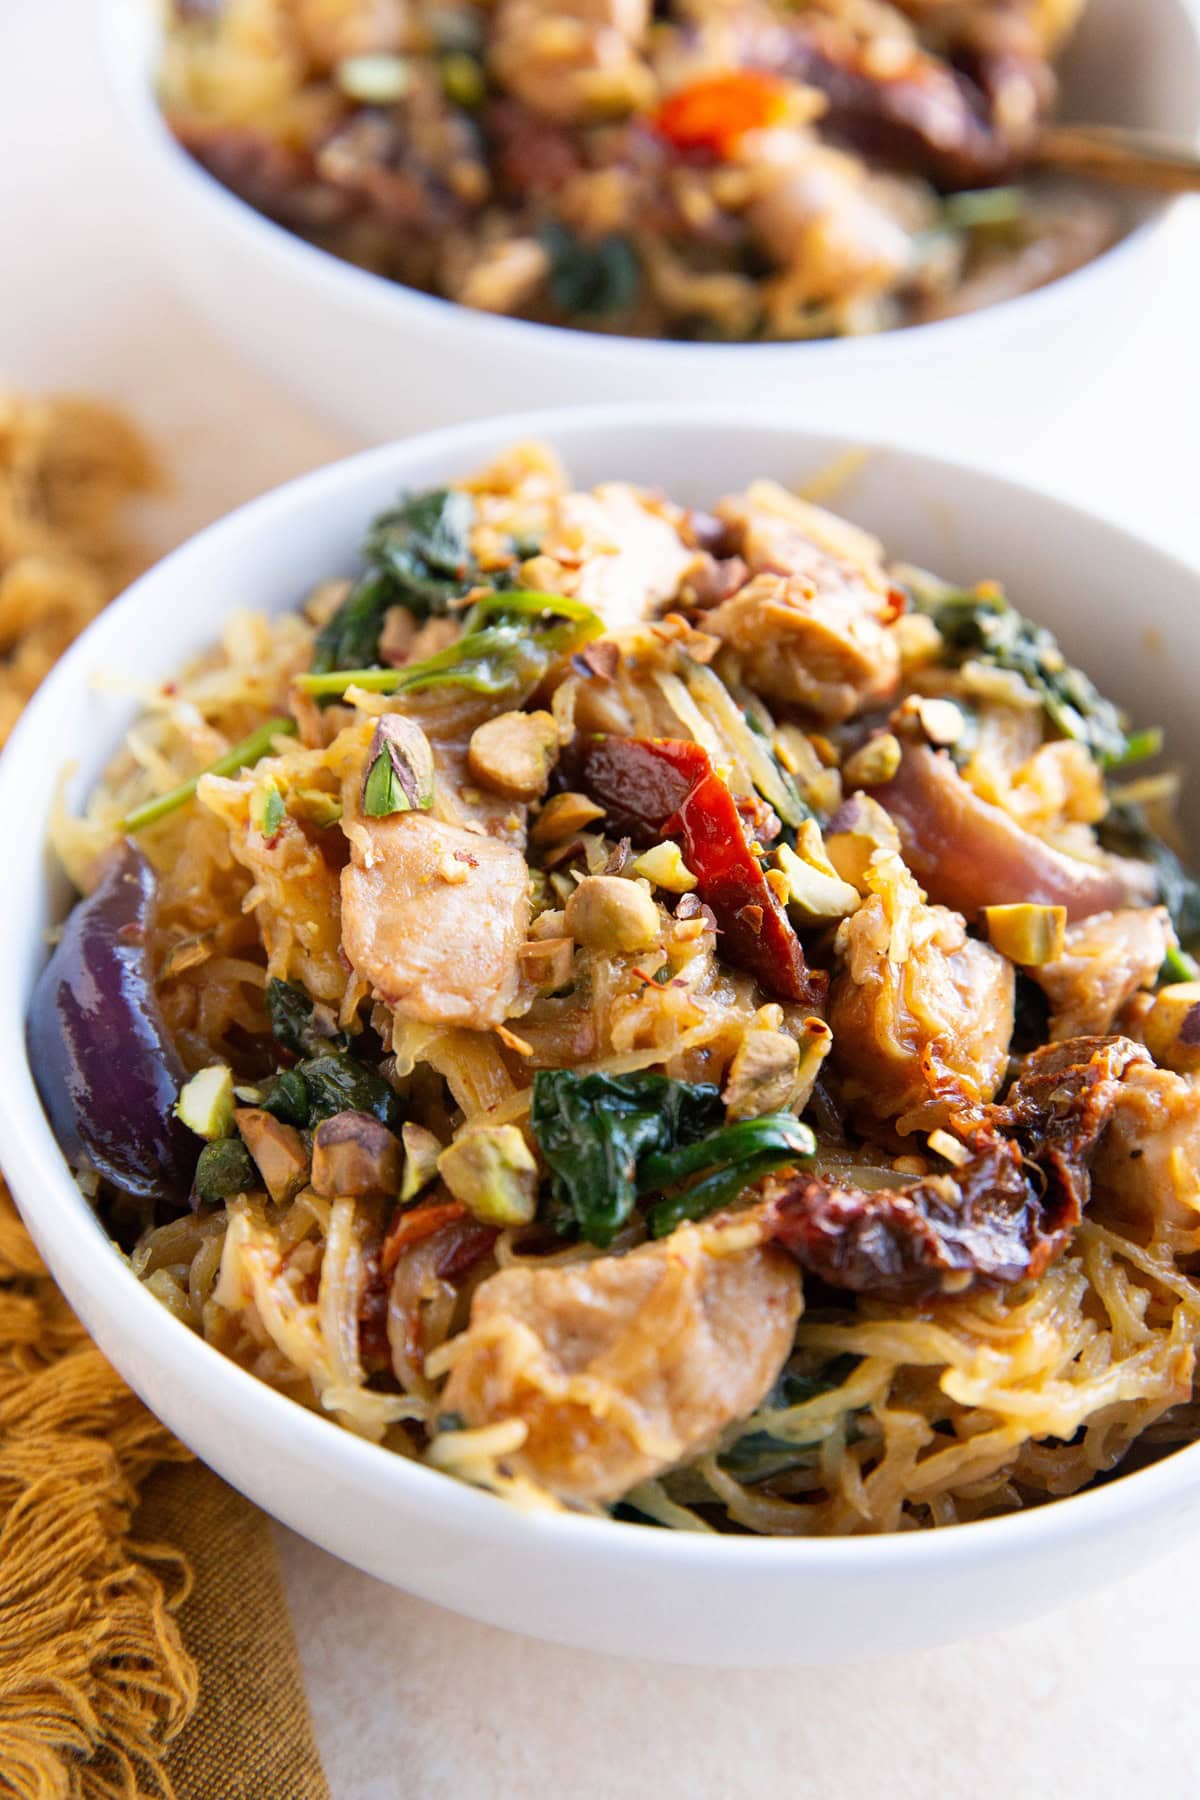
{"left": 28, "top": 842, "right": 198, "bottom": 1209}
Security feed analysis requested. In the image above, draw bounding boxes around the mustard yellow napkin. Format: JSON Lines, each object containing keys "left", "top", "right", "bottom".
{"left": 0, "top": 396, "right": 329, "bottom": 1799}
{"left": 0, "top": 1183, "right": 330, "bottom": 1800}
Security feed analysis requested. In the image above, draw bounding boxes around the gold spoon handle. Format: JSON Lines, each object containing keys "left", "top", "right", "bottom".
{"left": 1034, "top": 124, "right": 1200, "bottom": 195}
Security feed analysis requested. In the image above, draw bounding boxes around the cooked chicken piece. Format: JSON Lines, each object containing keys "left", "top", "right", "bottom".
{"left": 1033, "top": 907, "right": 1174, "bottom": 1041}
{"left": 830, "top": 850, "right": 1014, "bottom": 1131}
{"left": 1092, "top": 1062, "right": 1200, "bottom": 1244}
{"left": 547, "top": 483, "right": 696, "bottom": 633}
{"left": 704, "top": 571, "right": 900, "bottom": 723}
{"left": 490, "top": 0, "right": 652, "bottom": 122}
{"left": 747, "top": 144, "right": 914, "bottom": 308}
{"left": 341, "top": 813, "right": 530, "bottom": 1029}
{"left": 441, "top": 1219, "right": 802, "bottom": 1503}
{"left": 705, "top": 482, "right": 900, "bottom": 721}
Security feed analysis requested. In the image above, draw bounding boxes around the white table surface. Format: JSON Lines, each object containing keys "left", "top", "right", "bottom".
{"left": 6, "top": 3, "right": 1200, "bottom": 1793}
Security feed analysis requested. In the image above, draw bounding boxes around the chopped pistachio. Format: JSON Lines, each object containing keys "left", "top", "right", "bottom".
{"left": 916, "top": 697, "right": 966, "bottom": 747}
{"left": 1144, "top": 982, "right": 1200, "bottom": 1075}
{"left": 723, "top": 1028, "right": 800, "bottom": 1121}
{"left": 361, "top": 715, "right": 435, "bottom": 818}
{"left": 531, "top": 790, "right": 606, "bottom": 844}
{"left": 249, "top": 778, "right": 286, "bottom": 838}
{"left": 291, "top": 787, "right": 343, "bottom": 829}
{"left": 441, "top": 49, "right": 486, "bottom": 108}
{"left": 564, "top": 875, "right": 660, "bottom": 953}
{"left": 984, "top": 903, "right": 1067, "bottom": 966}
{"left": 774, "top": 822, "right": 861, "bottom": 922}
{"left": 467, "top": 709, "right": 559, "bottom": 801}
{"left": 400, "top": 1122, "right": 444, "bottom": 1203}
{"left": 175, "top": 1064, "right": 235, "bottom": 1141}
{"left": 437, "top": 1125, "right": 538, "bottom": 1227}
{"left": 842, "top": 732, "right": 901, "bottom": 790}
{"left": 336, "top": 52, "right": 412, "bottom": 103}
{"left": 824, "top": 793, "right": 901, "bottom": 890}
{"left": 631, "top": 840, "right": 698, "bottom": 894}
{"left": 311, "top": 1111, "right": 403, "bottom": 1199}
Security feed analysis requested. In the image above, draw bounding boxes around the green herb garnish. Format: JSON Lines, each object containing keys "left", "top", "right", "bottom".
{"left": 540, "top": 223, "right": 640, "bottom": 317}
{"left": 119, "top": 717, "right": 298, "bottom": 835}
{"left": 265, "top": 978, "right": 347, "bottom": 1060}
{"left": 297, "top": 592, "right": 603, "bottom": 702}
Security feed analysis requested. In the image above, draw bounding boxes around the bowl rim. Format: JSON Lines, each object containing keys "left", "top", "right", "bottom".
{"left": 101, "top": 0, "right": 1200, "bottom": 370}
{"left": 5, "top": 398, "right": 1200, "bottom": 1574}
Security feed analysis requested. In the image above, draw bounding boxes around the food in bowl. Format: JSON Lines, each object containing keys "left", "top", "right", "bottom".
{"left": 158, "top": 0, "right": 1117, "bottom": 341}
{"left": 32, "top": 441, "right": 1200, "bottom": 1537}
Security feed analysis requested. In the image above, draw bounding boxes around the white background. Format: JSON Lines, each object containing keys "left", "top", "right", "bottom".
{"left": 4, "top": 1, "right": 1200, "bottom": 1793}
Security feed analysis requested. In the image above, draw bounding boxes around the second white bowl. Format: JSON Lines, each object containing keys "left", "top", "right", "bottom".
{"left": 103, "top": 0, "right": 1200, "bottom": 444}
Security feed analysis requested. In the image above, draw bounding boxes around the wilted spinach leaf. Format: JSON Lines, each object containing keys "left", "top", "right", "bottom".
{"left": 265, "top": 977, "right": 347, "bottom": 1059}
{"left": 530, "top": 1070, "right": 724, "bottom": 1248}
{"left": 719, "top": 1354, "right": 861, "bottom": 1484}
{"left": 530, "top": 1070, "right": 814, "bottom": 1247}
{"left": 919, "top": 589, "right": 1152, "bottom": 770}
{"left": 1100, "top": 801, "right": 1200, "bottom": 948}
{"left": 541, "top": 223, "right": 640, "bottom": 317}
{"left": 258, "top": 1050, "right": 403, "bottom": 1133}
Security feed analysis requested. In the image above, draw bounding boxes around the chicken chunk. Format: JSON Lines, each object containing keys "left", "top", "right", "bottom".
{"left": 549, "top": 483, "right": 697, "bottom": 633}
{"left": 1092, "top": 1062, "right": 1200, "bottom": 1244}
{"left": 747, "top": 145, "right": 914, "bottom": 308}
{"left": 441, "top": 1221, "right": 802, "bottom": 1504}
{"left": 830, "top": 851, "right": 1014, "bottom": 1131}
{"left": 1033, "top": 907, "right": 1174, "bottom": 1041}
{"left": 341, "top": 813, "right": 530, "bottom": 1029}
{"left": 705, "top": 483, "right": 901, "bottom": 721}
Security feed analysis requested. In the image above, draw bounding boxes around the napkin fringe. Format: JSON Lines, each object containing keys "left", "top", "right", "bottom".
{"left": 0, "top": 1190, "right": 200, "bottom": 1799}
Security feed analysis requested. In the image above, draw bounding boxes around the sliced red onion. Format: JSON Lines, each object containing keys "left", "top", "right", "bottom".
{"left": 27, "top": 843, "right": 198, "bottom": 1209}
{"left": 869, "top": 745, "right": 1157, "bottom": 923}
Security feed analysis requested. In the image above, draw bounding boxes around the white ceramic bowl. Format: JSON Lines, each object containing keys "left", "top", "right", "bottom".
{"left": 102, "top": 0, "right": 1200, "bottom": 445}
{"left": 5, "top": 408, "right": 1200, "bottom": 1667}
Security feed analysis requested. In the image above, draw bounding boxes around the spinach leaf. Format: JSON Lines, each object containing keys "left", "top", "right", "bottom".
{"left": 312, "top": 488, "right": 481, "bottom": 675}
{"left": 298, "top": 591, "right": 604, "bottom": 704}
{"left": 530, "top": 1070, "right": 724, "bottom": 1248}
{"left": 642, "top": 1114, "right": 816, "bottom": 1239}
{"left": 258, "top": 1068, "right": 310, "bottom": 1129}
{"left": 265, "top": 977, "right": 347, "bottom": 1059}
{"left": 529, "top": 1071, "right": 815, "bottom": 1247}
{"left": 311, "top": 571, "right": 395, "bottom": 676}
{"left": 540, "top": 223, "right": 640, "bottom": 317}
{"left": 719, "top": 1354, "right": 861, "bottom": 1484}
{"left": 920, "top": 589, "right": 1149, "bottom": 770}
{"left": 364, "top": 487, "right": 477, "bottom": 615}
{"left": 1100, "top": 800, "right": 1200, "bottom": 948}
{"left": 258, "top": 1050, "right": 403, "bottom": 1133}
{"left": 296, "top": 1052, "right": 404, "bottom": 1133}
